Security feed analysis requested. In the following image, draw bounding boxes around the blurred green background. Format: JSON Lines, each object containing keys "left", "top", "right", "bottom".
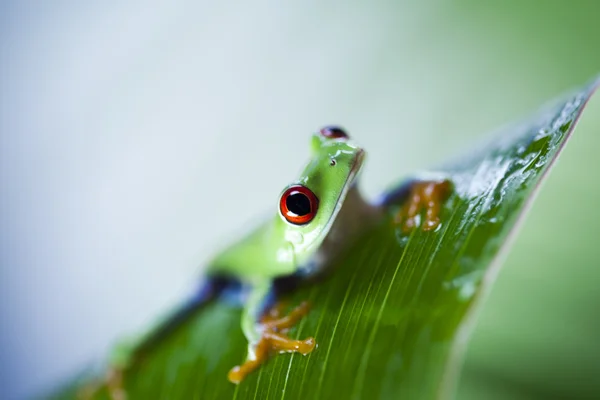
{"left": 1, "top": 1, "right": 599, "bottom": 399}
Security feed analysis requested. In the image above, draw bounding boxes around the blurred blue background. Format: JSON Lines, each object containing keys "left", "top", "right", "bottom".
{"left": 1, "top": 2, "right": 599, "bottom": 399}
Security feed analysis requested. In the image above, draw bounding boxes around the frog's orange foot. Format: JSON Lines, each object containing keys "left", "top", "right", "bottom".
{"left": 394, "top": 179, "right": 452, "bottom": 233}
{"left": 78, "top": 367, "right": 126, "bottom": 400}
{"left": 227, "top": 301, "right": 316, "bottom": 384}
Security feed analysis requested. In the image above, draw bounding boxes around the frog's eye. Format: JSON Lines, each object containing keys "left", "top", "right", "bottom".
{"left": 320, "top": 126, "right": 349, "bottom": 139}
{"left": 279, "top": 185, "right": 319, "bottom": 225}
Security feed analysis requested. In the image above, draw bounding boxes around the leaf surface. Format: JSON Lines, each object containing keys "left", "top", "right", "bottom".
{"left": 52, "top": 78, "right": 598, "bottom": 400}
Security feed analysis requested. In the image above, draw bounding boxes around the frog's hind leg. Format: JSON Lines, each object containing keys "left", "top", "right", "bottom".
{"left": 228, "top": 284, "right": 315, "bottom": 384}
{"left": 78, "top": 276, "right": 235, "bottom": 400}
{"left": 395, "top": 179, "right": 452, "bottom": 232}
{"left": 379, "top": 178, "right": 453, "bottom": 232}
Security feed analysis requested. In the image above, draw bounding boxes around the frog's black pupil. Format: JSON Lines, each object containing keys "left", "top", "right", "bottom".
{"left": 328, "top": 127, "right": 346, "bottom": 136}
{"left": 286, "top": 192, "right": 311, "bottom": 216}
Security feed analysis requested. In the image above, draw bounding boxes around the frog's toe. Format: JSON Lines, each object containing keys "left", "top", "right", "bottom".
{"left": 394, "top": 179, "right": 452, "bottom": 232}
{"left": 398, "top": 214, "right": 417, "bottom": 233}
{"left": 265, "top": 331, "right": 316, "bottom": 354}
{"left": 263, "top": 301, "right": 311, "bottom": 331}
{"left": 228, "top": 300, "right": 316, "bottom": 384}
{"left": 78, "top": 367, "right": 126, "bottom": 400}
{"left": 299, "top": 337, "right": 316, "bottom": 355}
{"left": 422, "top": 216, "right": 441, "bottom": 231}
{"left": 106, "top": 369, "right": 126, "bottom": 400}
{"left": 228, "top": 358, "right": 262, "bottom": 385}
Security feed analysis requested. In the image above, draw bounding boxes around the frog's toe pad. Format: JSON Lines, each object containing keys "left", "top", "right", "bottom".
{"left": 298, "top": 337, "right": 316, "bottom": 355}
{"left": 267, "top": 331, "right": 316, "bottom": 354}
{"left": 228, "top": 365, "right": 249, "bottom": 384}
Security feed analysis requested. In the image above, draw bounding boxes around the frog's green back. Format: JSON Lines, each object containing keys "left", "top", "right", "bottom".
{"left": 206, "top": 217, "right": 296, "bottom": 281}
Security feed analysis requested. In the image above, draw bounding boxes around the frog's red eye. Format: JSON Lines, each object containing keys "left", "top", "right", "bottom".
{"left": 279, "top": 185, "right": 319, "bottom": 225}
{"left": 320, "top": 126, "right": 349, "bottom": 139}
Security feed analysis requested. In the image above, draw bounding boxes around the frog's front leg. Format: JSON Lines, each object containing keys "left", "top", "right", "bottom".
{"left": 228, "top": 284, "right": 316, "bottom": 384}
{"left": 394, "top": 179, "right": 453, "bottom": 232}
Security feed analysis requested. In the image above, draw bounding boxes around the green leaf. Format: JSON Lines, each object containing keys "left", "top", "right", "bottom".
{"left": 52, "top": 77, "right": 598, "bottom": 400}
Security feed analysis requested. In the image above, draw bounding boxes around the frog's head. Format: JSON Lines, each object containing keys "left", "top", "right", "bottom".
{"left": 276, "top": 126, "right": 365, "bottom": 266}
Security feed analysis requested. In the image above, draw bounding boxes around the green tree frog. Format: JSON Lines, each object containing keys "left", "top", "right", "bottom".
{"left": 82, "top": 126, "right": 451, "bottom": 399}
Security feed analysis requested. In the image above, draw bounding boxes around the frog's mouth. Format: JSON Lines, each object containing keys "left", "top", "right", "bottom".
{"left": 347, "top": 149, "right": 365, "bottom": 187}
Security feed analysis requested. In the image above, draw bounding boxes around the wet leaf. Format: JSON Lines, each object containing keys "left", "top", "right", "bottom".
{"left": 51, "top": 77, "right": 598, "bottom": 400}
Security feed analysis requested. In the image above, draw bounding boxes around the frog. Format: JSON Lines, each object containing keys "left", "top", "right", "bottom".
{"left": 80, "top": 126, "right": 452, "bottom": 399}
